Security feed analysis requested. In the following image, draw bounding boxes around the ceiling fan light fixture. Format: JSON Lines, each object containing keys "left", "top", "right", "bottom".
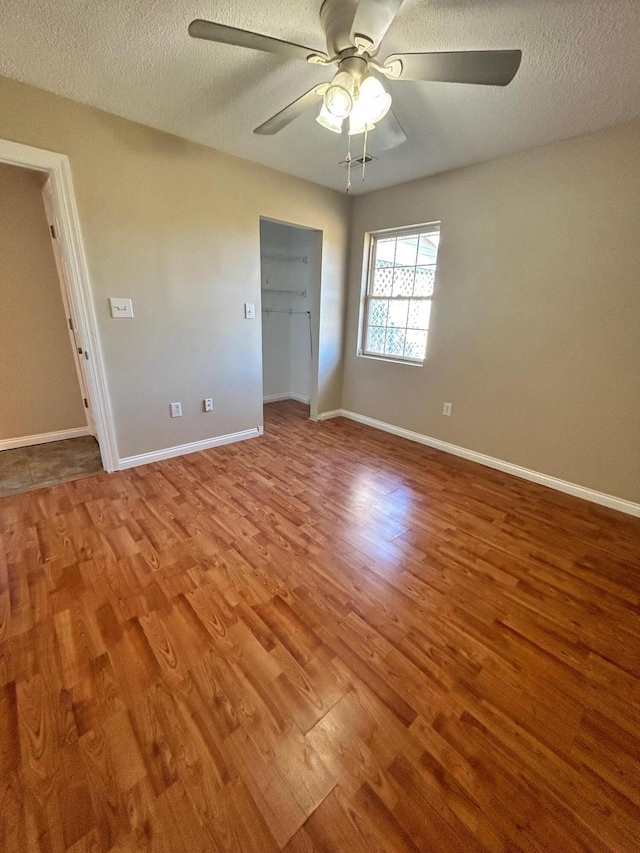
{"left": 316, "top": 103, "right": 344, "bottom": 133}
{"left": 359, "top": 75, "right": 393, "bottom": 122}
{"left": 348, "top": 109, "right": 374, "bottom": 136}
{"left": 348, "top": 75, "right": 392, "bottom": 134}
{"left": 323, "top": 70, "right": 354, "bottom": 118}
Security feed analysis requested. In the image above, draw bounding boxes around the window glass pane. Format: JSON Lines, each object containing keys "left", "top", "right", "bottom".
{"left": 366, "top": 326, "right": 386, "bottom": 353}
{"left": 385, "top": 328, "right": 404, "bottom": 356}
{"left": 407, "top": 299, "right": 431, "bottom": 330}
{"left": 392, "top": 266, "right": 415, "bottom": 297}
{"left": 372, "top": 266, "right": 393, "bottom": 296}
{"left": 403, "top": 329, "right": 428, "bottom": 360}
{"left": 414, "top": 265, "right": 435, "bottom": 297}
{"left": 375, "top": 238, "right": 396, "bottom": 267}
{"left": 368, "top": 299, "right": 388, "bottom": 327}
{"left": 418, "top": 233, "right": 439, "bottom": 264}
{"left": 363, "top": 225, "right": 440, "bottom": 363}
{"left": 394, "top": 234, "right": 419, "bottom": 267}
{"left": 387, "top": 300, "right": 408, "bottom": 328}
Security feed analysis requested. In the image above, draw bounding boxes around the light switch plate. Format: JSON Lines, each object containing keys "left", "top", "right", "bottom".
{"left": 244, "top": 302, "right": 256, "bottom": 319}
{"left": 109, "top": 297, "right": 134, "bottom": 318}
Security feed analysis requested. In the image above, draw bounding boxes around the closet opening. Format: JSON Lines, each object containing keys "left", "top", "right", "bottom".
{"left": 259, "top": 218, "right": 322, "bottom": 427}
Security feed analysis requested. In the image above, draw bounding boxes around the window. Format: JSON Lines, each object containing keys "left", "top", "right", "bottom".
{"left": 361, "top": 224, "right": 440, "bottom": 364}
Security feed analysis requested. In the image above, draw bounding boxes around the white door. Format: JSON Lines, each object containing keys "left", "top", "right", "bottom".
{"left": 42, "top": 179, "right": 97, "bottom": 436}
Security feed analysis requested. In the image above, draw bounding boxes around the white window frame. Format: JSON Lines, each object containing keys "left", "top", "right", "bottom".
{"left": 359, "top": 222, "right": 441, "bottom": 366}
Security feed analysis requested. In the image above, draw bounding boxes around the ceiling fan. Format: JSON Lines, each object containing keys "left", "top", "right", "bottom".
{"left": 189, "top": 0, "right": 522, "bottom": 153}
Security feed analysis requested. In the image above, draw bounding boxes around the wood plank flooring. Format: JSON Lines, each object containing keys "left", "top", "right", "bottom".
{"left": 1, "top": 399, "right": 639, "bottom": 852}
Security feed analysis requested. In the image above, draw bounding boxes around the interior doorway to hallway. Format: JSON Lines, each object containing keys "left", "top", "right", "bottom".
{"left": 0, "top": 161, "right": 103, "bottom": 495}
{"left": 0, "top": 137, "right": 118, "bottom": 484}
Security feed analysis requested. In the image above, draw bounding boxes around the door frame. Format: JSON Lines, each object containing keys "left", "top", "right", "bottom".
{"left": 0, "top": 138, "right": 118, "bottom": 471}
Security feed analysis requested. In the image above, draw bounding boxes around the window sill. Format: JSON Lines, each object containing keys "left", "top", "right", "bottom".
{"left": 357, "top": 352, "right": 425, "bottom": 367}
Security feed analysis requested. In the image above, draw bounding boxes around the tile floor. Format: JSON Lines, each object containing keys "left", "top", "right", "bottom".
{"left": 0, "top": 435, "right": 102, "bottom": 496}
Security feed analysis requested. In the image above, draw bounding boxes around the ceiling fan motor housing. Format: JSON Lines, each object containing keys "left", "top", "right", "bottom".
{"left": 338, "top": 55, "right": 368, "bottom": 88}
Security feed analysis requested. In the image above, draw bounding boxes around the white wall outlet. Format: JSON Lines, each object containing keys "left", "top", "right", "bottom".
{"left": 244, "top": 302, "right": 256, "bottom": 319}
{"left": 170, "top": 402, "right": 182, "bottom": 418}
{"left": 443, "top": 402, "right": 452, "bottom": 416}
{"left": 109, "top": 297, "right": 134, "bottom": 318}
{"left": 204, "top": 398, "right": 213, "bottom": 412}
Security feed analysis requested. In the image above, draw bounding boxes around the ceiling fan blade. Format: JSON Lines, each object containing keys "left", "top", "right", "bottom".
{"left": 254, "top": 86, "right": 327, "bottom": 135}
{"left": 188, "top": 19, "right": 326, "bottom": 63}
{"left": 385, "top": 49, "right": 522, "bottom": 86}
{"left": 376, "top": 109, "right": 407, "bottom": 151}
{"left": 350, "top": 0, "right": 404, "bottom": 52}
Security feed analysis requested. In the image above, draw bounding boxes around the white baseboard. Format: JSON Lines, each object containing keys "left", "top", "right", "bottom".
{"left": 263, "top": 394, "right": 291, "bottom": 403}
{"left": 321, "top": 409, "right": 640, "bottom": 518}
{"left": 0, "top": 426, "right": 90, "bottom": 452}
{"left": 264, "top": 393, "right": 310, "bottom": 405}
{"left": 118, "top": 426, "right": 262, "bottom": 471}
{"left": 318, "top": 409, "right": 343, "bottom": 421}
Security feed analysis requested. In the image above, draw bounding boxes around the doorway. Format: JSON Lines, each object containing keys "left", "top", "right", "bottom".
{"left": 0, "top": 162, "right": 103, "bottom": 495}
{"left": 0, "top": 137, "right": 118, "bottom": 475}
{"left": 259, "top": 218, "right": 322, "bottom": 425}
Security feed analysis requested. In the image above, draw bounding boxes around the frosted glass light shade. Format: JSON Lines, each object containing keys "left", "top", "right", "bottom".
{"left": 316, "top": 104, "right": 343, "bottom": 133}
{"left": 324, "top": 71, "right": 354, "bottom": 118}
{"left": 360, "top": 75, "right": 385, "bottom": 101}
{"left": 348, "top": 109, "right": 375, "bottom": 136}
{"left": 349, "top": 75, "right": 392, "bottom": 134}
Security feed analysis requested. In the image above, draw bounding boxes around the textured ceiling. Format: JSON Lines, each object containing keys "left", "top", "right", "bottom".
{"left": 1, "top": 0, "right": 639, "bottom": 193}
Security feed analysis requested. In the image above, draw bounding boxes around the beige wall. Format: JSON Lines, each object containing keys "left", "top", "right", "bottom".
{"left": 2, "top": 74, "right": 637, "bottom": 502}
{"left": 0, "top": 75, "right": 349, "bottom": 460}
{"left": 343, "top": 118, "right": 640, "bottom": 503}
{"left": 0, "top": 162, "right": 86, "bottom": 440}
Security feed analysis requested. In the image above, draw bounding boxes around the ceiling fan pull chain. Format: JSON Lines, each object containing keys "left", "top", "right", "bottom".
{"left": 345, "top": 138, "right": 352, "bottom": 193}
{"left": 362, "top": 127, "right": 368, "bottom": 183}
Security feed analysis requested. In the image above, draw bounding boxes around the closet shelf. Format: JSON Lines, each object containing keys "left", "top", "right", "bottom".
{"left": 261, "top": 288, "right": 307, "bottom": 297}
{"left": 261, "top": 253, "right": 308, "bottom": 264}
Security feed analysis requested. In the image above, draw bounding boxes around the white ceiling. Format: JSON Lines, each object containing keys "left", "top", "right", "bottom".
{"left": 1, "top": 0, "right": 639, "bottom": 194}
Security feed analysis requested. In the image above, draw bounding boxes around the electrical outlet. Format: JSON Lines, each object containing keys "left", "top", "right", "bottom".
{"left": 443, "top": 402, "right": 452, "bottom": 416}
{"left": 170, "top": 402, "right": 182, "bottom": 418}
{"left": 204, "top": 398, "right": 213, "bottom": 412}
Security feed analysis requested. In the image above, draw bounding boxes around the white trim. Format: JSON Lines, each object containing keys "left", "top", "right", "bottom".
{"left": 263, "top": 394, "right": 292, "bottom": 403}
{"left": 263, "top": 393, "right": 311, "bottom": 404}
{"left": 0, "top": 138, "right": 119, "bottom": 472}
{"left": 370, "top": 221, "right": 442, "bottom": 240}
{"left": 118, "top": 427, "right": 261, "bottom": 470}
{"left": 317, "top": 409, "right": 343, "bottom": 421}
{"left": 0, "top": 427, "right": 90, "bottom": 452}
{"left": 322, "top": 410, "right": 640, "bottom": 518}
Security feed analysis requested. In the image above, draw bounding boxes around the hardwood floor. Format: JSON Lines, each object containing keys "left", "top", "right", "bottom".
{"left": 1, "top": 399, "right": 639, "bottom": 852}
